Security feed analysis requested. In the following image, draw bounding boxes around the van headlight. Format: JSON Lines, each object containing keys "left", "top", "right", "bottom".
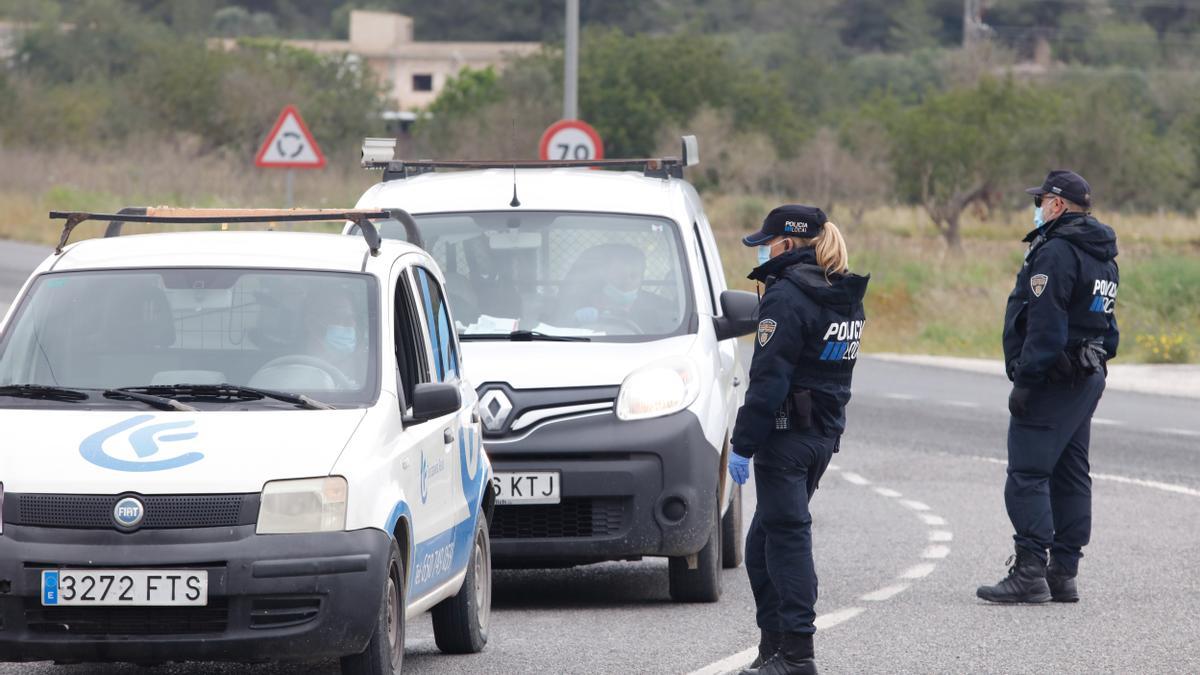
{"left": 257, "top": 477, "right": 347, "bottom": 534}
{"left": 615, "top": 357, "right": 701, "bottom": 421}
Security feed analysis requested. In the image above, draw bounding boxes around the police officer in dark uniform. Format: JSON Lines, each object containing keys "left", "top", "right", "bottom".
{"left": 977, "top": 170, "right": 1119, "bottom": 604}
{"left": 728, "top": 205, "right": 869, "bottom": 675}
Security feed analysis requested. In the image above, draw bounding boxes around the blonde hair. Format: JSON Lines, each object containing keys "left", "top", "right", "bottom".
{"left": 796, "top": 221, "right": 849, "bottom": 276}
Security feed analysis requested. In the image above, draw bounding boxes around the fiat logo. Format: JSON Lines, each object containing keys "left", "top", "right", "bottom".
{"left": 113, "top": 496, "right": 145, "bottom": 529}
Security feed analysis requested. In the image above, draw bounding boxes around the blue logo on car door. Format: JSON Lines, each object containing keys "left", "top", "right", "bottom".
{"left": 80, "top": 415, "right": 203, "bottom": 472}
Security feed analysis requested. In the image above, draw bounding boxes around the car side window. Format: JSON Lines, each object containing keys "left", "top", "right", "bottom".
{"left": 394, "top": 267, "right": 431, "bottom": 409}
{"left": 413, "top": 266, "right": 460, "bottom": 382}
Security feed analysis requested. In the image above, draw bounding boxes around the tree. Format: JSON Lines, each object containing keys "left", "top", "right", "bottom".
{"left": 879, "top": 78, "right": 1040, "bottom": 248}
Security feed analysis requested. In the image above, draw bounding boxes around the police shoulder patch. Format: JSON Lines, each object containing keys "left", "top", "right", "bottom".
{"left": 757, "top": 319, "right": 777, "bottom": 347}
{"left": 1030, "top": 273, "right": 1048, "bottom": 298}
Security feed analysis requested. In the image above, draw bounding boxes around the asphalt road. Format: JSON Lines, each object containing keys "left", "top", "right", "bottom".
{"left": 1, "top": 239, "right": 1198, "bottom": 673}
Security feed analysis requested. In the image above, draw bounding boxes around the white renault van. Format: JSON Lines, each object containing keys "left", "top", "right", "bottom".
{"left": 351, "top": 140, "right": 759, "bottom": 601}
{"left": 0, "top": 209, "right": 492, "bottom": 673}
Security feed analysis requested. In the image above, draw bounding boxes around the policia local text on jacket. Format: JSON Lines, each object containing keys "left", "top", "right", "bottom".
{"left": 731, "top": 242, "right": 868, "bottom": 674}
{"left": 980, "top": 182, "right": 1120, "bottom": 604}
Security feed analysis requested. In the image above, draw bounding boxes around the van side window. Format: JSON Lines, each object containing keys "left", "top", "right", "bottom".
{"left": 414, "top": 267, "right": 460, "bottom": 382}
{"left": 395, "top": 267, "right": 431, "bottom": 408}
{"left": 693, "top": 223, "right": 717, "bottom": 314}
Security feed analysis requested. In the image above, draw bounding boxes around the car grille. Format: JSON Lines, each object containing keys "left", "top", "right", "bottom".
{"left": 490, "top": 498, "right": 626, "bottom": 539}
{"left": 10, "top": 493, "right": 254, "bottom": 530}
{"left": 249, "top": 596, "right": 322, "bottom": 629}
{"left": 25, "top": 598, "right": 229, "bottom": 635}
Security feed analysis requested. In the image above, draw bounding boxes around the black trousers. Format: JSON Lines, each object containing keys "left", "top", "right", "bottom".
{"left": 745, "top": 431, "right": 836, "bottom": 634}
{"left": 1005, "top": 372, "right": 1105, "bottom": 574}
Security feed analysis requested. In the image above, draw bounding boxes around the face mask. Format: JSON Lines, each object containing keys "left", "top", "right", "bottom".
{"left": 757, "top": 245, "right": 772, "bottom": 265}
{"left": 1033, "top": 206, "right": 1045, "bottom": 229}
{"left": 325, "top": 324, "right": 357, "bottom": 354}
{"left": 603, "top": 283, "right": 638, "bottom": 308}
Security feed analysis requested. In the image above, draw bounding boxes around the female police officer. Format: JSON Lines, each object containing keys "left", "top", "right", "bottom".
{"left": 728, "top": 205, "right": 869, "bottom": 675}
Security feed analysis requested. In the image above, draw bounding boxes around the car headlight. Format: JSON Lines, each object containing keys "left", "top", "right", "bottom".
{"left": 257, "top": 476, "right": 347, "bottom": 534}
{"left": 615, "top": 356, "right": 701, "bottom": 421}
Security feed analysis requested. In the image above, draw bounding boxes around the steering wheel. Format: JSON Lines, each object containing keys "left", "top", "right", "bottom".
{"left": 594, "top": 312, "right": 643, "bottom": 335}
{"left": 255, "top": 354, "right": 354, "bottom": 390}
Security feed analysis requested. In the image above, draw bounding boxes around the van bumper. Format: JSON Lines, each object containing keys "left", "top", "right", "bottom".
{"left": 0, "top": 525, "right": 391, "bottom": 664}
{"left": 486, "top": 410, "right": 720, "bottom": 566}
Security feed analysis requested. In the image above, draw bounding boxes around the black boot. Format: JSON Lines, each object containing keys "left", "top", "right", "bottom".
{"left": 976, "top": 547, "right": 1051, "bottom": 604}
{"left": 748, "top": 630, "right": 783, "bottom": 669}
{"left": 739, "top": 632, "right": 816, "bottom": 675}
{"left": 1047, "top": 558, "right": 1079, "bottom": 603}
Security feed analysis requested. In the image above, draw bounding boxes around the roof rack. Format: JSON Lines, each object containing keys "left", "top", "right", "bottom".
{"left": 361, "top": 134, "right": 700, "bottom": 181}
{"left": 47, "top": 207, "right": 424, "bottom": 256}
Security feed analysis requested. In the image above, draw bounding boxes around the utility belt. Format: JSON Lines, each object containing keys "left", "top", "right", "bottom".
{"left": 1049, "top": 337, "right": 1107, "bottom": 383}
{"left": 774, "top": 389, "right": 815, "bottom": 432}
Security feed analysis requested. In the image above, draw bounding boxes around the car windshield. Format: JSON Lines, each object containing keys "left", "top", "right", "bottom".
{"left": 371, "top": 211, "right": 693, "bottom": 341}
{"left": 0, "top": 268, "right": 379, "bottom": 408}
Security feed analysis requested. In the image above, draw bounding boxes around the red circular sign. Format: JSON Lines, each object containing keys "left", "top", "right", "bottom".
{"left": 538, "top": 120, "right": 604, "bottom": 161}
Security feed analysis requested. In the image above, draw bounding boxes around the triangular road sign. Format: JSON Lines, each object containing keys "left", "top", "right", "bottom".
{"left": 255, "top": 105, "right": 326, "bottom": 168}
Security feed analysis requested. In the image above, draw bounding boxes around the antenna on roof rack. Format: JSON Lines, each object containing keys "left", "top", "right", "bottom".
{"left": 509, "top": 116, "right": 521, "bottom": 207}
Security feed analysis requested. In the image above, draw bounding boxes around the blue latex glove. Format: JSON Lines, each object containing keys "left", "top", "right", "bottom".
{"left": 728, "top": 452, "right": 750, "bottom": 485}
{"left": 574, "top": 307, "right": 600, "bottom": 323}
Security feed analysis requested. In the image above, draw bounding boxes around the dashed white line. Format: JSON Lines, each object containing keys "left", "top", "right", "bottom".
{"left": 860, "top": 583, "right": 911, "bottom": 602}
{"left": 828, "top": 463, "right": 841, "bottom": 472}
{"left": 928, "top": 530, "right": 954, "bottom": 542}
{"left": 941, "top": 400, "right": 980, "bottom": 409}
{"left": 1163, "top": 428, "right": 1200, "bottom": 438}
{"left": 883, "top": 393, "right": 917, "bottom": 401}
{"left": 971, "top": 455, "right": 1200, "bottom": 498}
{"left": 899, "top": 499, "right": 931, "bottom": 511}
{"left": 814, "top": 607, "right": 866, "bottom": 630}
{"left": 922, "top": 545, "right": 951, "bottom": 559}
{"left": 900, "top": 563, "right": 938, "bottom": 579}
{"left": 685, "top": 607, "right": 865, "bottom": 675}
{"left": 920, "top": 514, "right": 947, "bottom": 526}
{"left": 841, "top": 471, "right": 870, "bottom": 486}
{"left": 1093, "top": 417, "right": 1124, "bottom": 426}
{"left": 873, "top": 487, "right": 902, "bottom": 498}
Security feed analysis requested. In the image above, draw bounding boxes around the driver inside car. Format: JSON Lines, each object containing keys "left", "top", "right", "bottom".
{"left": 303, "top": 287, "right": 363, "bottom": 387}
{"left": 560, "top": 243, "right": 675, "bottom": 334}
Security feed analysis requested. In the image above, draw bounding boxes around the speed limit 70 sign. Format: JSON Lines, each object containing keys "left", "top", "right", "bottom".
{"left": 538, "top": 119, "right": 604, "bottom": 161}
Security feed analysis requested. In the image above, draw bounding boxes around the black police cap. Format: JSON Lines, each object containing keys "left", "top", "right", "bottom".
{"left": 1025, "top": 170, "right": 1092, "bottom": 209}
{"left": 742, "top": 204, "right": 827, "bottom": 246}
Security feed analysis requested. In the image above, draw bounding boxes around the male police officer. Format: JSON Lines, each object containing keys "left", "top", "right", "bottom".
{"left": 977, "top": 170, "right": 1119, "bottom": 604}
{"left": 728, "top": 206, "right": 868, "bottom": 675}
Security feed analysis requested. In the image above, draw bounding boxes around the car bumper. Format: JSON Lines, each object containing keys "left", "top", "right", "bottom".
{"left": 0, "top": 525, "right": 391, "bottom": 664}
{"left": 486, "top": 409, "right": 719, "bottom": 565}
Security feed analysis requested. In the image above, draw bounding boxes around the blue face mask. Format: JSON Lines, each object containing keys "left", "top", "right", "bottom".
{"left": 1033, "top": 206, "right": 1045, "bottom": 229}
{"left": 325, "top": 324, "right": 357, "bottom": 355}
{"left": 757, "top": 245, "right": 772, "bottom": 265}
{"left": 603, "top": 283, "right": 638, "bottom": 308}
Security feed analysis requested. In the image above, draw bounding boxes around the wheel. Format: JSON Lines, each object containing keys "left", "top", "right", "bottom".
{"left": 721, "top": 483, "right": 744, "bottom": 569}
{"left": 668, "top": 504, "right": 722, "bottom": 603}
{"left": 341, "top": 541, "right": 404, "bottom": 675}
{"left": 431, "top": 516, "right": 491, "bottom": 654}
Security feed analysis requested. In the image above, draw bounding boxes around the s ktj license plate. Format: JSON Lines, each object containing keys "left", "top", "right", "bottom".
{"left": 42, "top": 569, "right": 208, "bottom": 606}
{"left": 492, "top": 471, "right": 561, "bottom": 505}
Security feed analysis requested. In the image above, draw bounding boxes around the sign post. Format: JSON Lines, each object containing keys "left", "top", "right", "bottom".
{"left": 538, "top": 119, "right": 604, "bottom": 162}
{"left": 255, "top": 105, "right": 326, "bottom": 207}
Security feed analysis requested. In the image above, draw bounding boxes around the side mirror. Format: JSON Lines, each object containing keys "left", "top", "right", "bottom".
{"left": 404, "top": 382, "right": 462, "bottom": 425}
{"left": 713, "top": 290, "right": 759, "bottom": 341}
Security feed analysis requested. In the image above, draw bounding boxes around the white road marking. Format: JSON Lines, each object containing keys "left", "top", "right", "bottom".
{"left": 920, "top": 514, "right": 947, "bottom": 526}
{"left": 922, "top": 545, "right": 951, "bottom": 559}
{"left": 884, "top": 393, "right": 917, "bottom": 401}
{"left": 814, "top": 607, "right": 866, "bottom": 630}
{"left": 1163, "top": 428, "right": 1200, "bottom": 438}
{"left": 971, "top": 455, "right": 1200, "bottom": 498}
{"left": 942, "top": 400, "right": 980, "bottom": 409}
{"left": 841, "top": 471, "right": 870, "bottom": 486}
{"left": 900, "top": 563, "right": 938, "bottom": 579}
{"left": 860, "top": 583, "right": 910, "bottom": 602}
{"left": 1092, "top": 417, "right": 1124, "bottom": 426}
{"left": 899, "top": 499, "right": 931, "bottom": 511}
{"left": 873, "top": 487, "right": 902, "bottom": 498}
{"left": 928, "top": 530, "right": 954, "bottom": 542}
{"left": 828, "top": 463, "right": 841, "bottom": 472}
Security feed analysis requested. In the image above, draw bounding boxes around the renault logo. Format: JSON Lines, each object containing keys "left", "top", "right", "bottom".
{"left": 478, "top": 390, "right": 513, "bottom": 433}
{"left": 113, "top": 496, "right": 145, "bottom": 529}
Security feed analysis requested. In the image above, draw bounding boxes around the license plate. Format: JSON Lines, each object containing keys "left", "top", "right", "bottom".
{"left": 42, "top": 569, "right": 208, "bottom": 606}
{"left": 492, "top": 472, "right": 561, "bottom": 505}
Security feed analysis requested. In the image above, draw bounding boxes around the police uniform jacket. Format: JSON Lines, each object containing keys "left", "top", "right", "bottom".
{"left": 732, "top": 248, "right": 870, "bottom": 459}
{"left": 1003, "top": 211, "right": 1120, "bottom": 388}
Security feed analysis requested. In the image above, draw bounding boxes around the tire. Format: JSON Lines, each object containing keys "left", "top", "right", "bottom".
{"left": 341, "top": 541, "right": 404, "bottom": 675}
{"left": 721, "top": 483, "right": 744, "bottom": 569}
{"left": 431, "top": 515, "right": 491, "bottom": 654}
{"left": 668, "top": 504, "right": 722, "bottom": 603}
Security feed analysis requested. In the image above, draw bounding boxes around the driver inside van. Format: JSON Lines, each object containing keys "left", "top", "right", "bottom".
{"left": 301, "top": 287, "right": 363, "bottom": 387}
{"left": 560, "top": 243, "right": 676, "bottom": 334}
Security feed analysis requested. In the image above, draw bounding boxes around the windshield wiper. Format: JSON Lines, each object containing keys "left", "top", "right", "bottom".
{"left": 460, "top": 330, "right": 590, "bottom": 342}
{"left": 103, "top": 388, "right": 197, "bottom": 412}
{"left": 0, "top": 384, "right": 90, "bottom": 402}
{"left": 117, "top": 383, "right": 334, "bottom": 411}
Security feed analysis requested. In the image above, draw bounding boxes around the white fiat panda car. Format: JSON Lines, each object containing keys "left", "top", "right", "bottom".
{"left": 0, "top": 209, "right": 492, "bottom": 673}
{"left": 351, "top": 139, "right": 758, "bottom": 601}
